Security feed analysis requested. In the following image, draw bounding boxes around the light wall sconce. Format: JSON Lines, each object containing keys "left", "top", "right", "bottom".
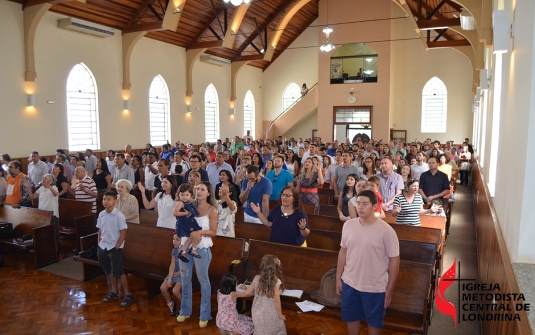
{"left": 493, "top": 10, "right": 514, "bottom": 54}
{"left": 231, "top": 108, "right": 236, "bottom": 115}
{"left": 124, "top": 99, "right": 130, "bottom": 110}
{"left": 47, "top": 100, "right": 55, "bottom": 104}
{"left": 173, "top": 8, "right": 180, "bottom": 14}
{"left": 187, "top": 105, "right": 192, "bottom": 113}
{"left": 479, "top": 69, "right": 489, "bottom": 90}
{"left": 27, "top": 94, "right": 35, "bottom": 107}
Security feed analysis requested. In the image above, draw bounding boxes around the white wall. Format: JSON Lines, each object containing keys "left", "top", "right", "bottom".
{"left": 488, "top": 0, "right": 535, "bottom": 263}
{"left": 282, "top": 109, "right": 318, "bottom": 139}
{"left": 0, "top": 1, "right": 262, "bottom": 158}
{"left": 389, "top": 4, "right": 474, "bottom": 142}
{"left": 262, "top": 19, "right": 319, "bottom": 122}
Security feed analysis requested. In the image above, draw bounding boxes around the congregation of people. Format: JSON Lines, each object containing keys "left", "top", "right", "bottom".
{"left": 0, "top": 133, "right": 474, "bottom": 334}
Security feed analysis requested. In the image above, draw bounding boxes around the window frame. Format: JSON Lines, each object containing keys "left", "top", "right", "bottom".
{"left": 244, "top": 90, "right": 255, "bottom": 138}
{"left": 149, "top": 75, "right": 171, "bottom": 146}
{"left": 421, "top": 76, "right": 448, "bottom": 133}
{"left": 282, "top": 82, "right": 301, "bottom": 112}
{"left": 66, "top": 62, "right": 100, "bottom": 151}
{"left": 204, "top": 83, "right": 220, "bottom": 142}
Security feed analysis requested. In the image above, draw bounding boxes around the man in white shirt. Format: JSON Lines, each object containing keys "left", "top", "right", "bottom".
{"left": 301, "top": 143, "right": 322, "bottom": 164}
{"left": 410, "top": 152, "right": 430, "bottom": 179}
{"left": 170, "top": 150, "right": 189, "bottom": 176}
{"left": 144, "top": 152, "right": 158, "bottom": 191}
{"left": 112, "top": 153, "right": 135, "bottom": 187}
{"left": 206, "top": 152, "right": 235, "bottom": 189}
{"left": 85, "top": 149, "right": 97, "bottom": 173}
{"left": 106, "top": 150, "right": 116, "bottom": 176}
{"left": 27, "top": 151, "right": 48, "bottom": 186}
{"left": 243, "top": 130, "right": 254, "bottom": 142}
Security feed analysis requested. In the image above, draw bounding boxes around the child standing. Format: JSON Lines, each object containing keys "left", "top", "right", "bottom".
{"left": 367, "top": 176, "right": 385, "bottom": 219}
{"left": 239, "top": 254, "right": 286, "bottom": 334}
{"left": 97, "top": 191, "right": 134, "bottom": 307}
{"left": 160, "top": 233, "right": 183, "bottom": 316}
{"left": 216, "top": 272, "right": 254, "bottom": 335}
{"left": 173, "top": 184, "right": 201, "bottom": 262}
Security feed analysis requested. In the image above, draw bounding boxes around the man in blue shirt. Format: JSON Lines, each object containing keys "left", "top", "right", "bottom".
{"left": 240, "top": 165, "right": 272, "bottom": 224}
{"left": 160, "top": 144, "right": 173, "bottom": 161}
{"left": 266, "top": 155, "right": 294, "bottom": 201}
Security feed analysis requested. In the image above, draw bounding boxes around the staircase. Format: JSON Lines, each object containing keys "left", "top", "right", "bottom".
{"left": 265, "top": 83, "right": 318, "bottom": 138}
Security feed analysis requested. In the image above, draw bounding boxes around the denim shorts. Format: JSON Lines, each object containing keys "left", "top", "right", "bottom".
{"left": 341, "top": 281, "right": 386, "bottom": 329}
{"left": 165, "top": 274, "right": 182, "bottom": 284}
{"left": 97, "top": 246, "right": 124, "bottom": 278}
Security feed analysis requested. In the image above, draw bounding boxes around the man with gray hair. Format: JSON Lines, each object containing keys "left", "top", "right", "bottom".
{"left": 377, "top": 156, "right": 404, "bottom": 211}
{"left": 27, "top": 151, "right": 48, "bottom": 186}
{"left": 206, "top": 151, "right": 234, "bottom": 189}
{"left": 63, "top": 166, "right": 97, "bottom": 214}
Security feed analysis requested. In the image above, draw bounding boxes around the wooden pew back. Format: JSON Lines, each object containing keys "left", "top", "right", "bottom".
{"left": 318, "top": 204, "right": 339, "bottom": 217}
{"left": 235, "top": 221, "right": 271, "bottom": 241}
{"left": 139, "top": 209, "right": 158, "bottom": 226}
{"left": 242, "top": 239, "right": 339, "bottom": 294}
{"left": 58, "top": 199, "right": 93, "bottom": 228}
{"left": 0, "top": 206, "right": 52, "bottom": 235}
{"left": 390, "top": 261, "right": 432, "bottom": 315}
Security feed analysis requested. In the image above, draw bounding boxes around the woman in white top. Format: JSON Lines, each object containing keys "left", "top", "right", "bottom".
{"left": 284, "top": 150, "right": 298, "bottom": 178}
{"left": 176, "top": 181, "right": 218, "bottom": 328}
{"left": 24, "top": 174, "right": 60, "bottom": 244}
{"left": 138, "top": 175, "right": 178, "bottom": 229}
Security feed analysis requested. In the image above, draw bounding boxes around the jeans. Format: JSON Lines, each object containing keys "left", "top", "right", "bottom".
{"left": 460, "top": 170, "right": 469, "bottom": 184}
{"left": 178, "top": 247, "right": 212, "bottom": 321}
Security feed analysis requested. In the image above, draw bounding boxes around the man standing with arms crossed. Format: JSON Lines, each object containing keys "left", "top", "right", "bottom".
{"left": 336, "top": 190, "right": 399, "bottom": 335}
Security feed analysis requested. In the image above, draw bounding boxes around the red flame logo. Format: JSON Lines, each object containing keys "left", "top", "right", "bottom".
{"left": 435, "top": 258, "right": 457, "bottom": 327}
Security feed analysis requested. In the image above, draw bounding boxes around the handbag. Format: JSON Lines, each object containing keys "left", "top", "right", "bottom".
{"left": 310, "top": 265, "right": 341, "bottom": 308}
{"left": 78, "top": 245, "right": 97, "bottom": 258}
{"left": 460, "top": 162, "right": 472, "bottom": 171}
{"left": 0, "top": 222, "right": 14, "bottom": 238}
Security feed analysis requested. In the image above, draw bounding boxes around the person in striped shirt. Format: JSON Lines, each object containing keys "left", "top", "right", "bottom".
{"left": 391, "top": 178, "right": 438, "bottom": 226}
{"left": 63, "top": 166, "right": 97, "bottom": 215}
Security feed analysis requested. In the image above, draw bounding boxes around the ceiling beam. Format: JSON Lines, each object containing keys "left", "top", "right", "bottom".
{"left": 122, "top": 21, "right": 166, "bottom": 34}
{"left": 427, "top": 40, "right": 471, "bottom": 48}
{"left": 123, "top": 0, "right": 158, "bottom": 31}
{"left": 188, "top": 40, "right": 223, "bottom": 49}
{"left": 417, "top": 18, "right": 460, "bottom": 29}
{"left": 185, "top": 7, "right": 224, "bottom": 49}
{"left": 426, "top": 0, "right": 446, "bottom": 20}
{"left": 232, "top": 0, "right": 295, "bottom": 61}
{"left": 208, "top": 26, "right": 222, "bottom": 40}
{"left": 148, "top": 4, "right": 163, "bottom": 21}
{"left": 23, "top": 0, "right": 71, "bottom": 9}
{"left": 233, "top": 54, "right": 265, "bottom": 61}
{"left": 222, "top": 2, "right": 250, "bottom": 49}
{"left": 433, "top": 28, "right": 448, "bottom": 41}
{"left": 444, "top": 0, "right": 462, "bottom": 12}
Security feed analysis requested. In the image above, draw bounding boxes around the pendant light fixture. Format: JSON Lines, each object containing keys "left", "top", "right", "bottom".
{"left": 320, "top": 0, "right": 335, "bottom": 52}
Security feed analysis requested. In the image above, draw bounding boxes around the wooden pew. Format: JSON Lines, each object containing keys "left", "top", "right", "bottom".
{"left": 318, "top": 194, "right": 332, "bottom": 205}
{"left": 232, "top": 239, "right": 431, "bottom": 335}
{"left": 139, "top": 209, "right": 158, "bottom": 226}
{"left": 318, "top": 204, "right": 339, "bottom": 217}
{"left": 75, "top": 223, "right": 246, "bottom": 296}
{"left": 58, "top": 199, "right": 95, "bottom": 252}
{"left": 0, "top": 206, "right": 57, "bottom": 269}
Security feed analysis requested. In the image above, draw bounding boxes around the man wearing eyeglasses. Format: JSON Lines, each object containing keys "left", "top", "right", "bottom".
{"left": 240, "top": 165, "right": 272, "bottom": 224}
{"left": 377, "top": 156, "right": 404, "bottom": 211}
{"left": 182, "top": 154, "right": 209, "bottom": 184}
{"left": 266, "top": 155, "right": 294, "bottom": 201}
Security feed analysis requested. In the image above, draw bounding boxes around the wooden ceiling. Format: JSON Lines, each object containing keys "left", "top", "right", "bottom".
{"left": 13, "top": 0, "right": 319, "bottom": 70}
{"left": 404, "top": 0, "right": 471, "bottom": 48}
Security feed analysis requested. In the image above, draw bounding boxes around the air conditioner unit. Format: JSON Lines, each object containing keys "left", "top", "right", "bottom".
{"left": 200, "top": 54, "right": 231, "bottom": 66}
{"left": 58, "top": 18, "right": 115, "bottom": 38}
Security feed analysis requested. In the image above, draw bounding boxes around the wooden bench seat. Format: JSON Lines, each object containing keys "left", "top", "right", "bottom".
{"left": 139, "top": 209, "right": 158, "bottom": 226}
{"left": 58, "top": 199, "right": 95, "bottom": 252}
{"left": 0, "top": 206, "right": 57, "bottom": 268}
{"left": 75, "top": 223, "right": 246, "bottom": 297}
{"left": 232, "top": 239, "right": 431, "bottom": 335}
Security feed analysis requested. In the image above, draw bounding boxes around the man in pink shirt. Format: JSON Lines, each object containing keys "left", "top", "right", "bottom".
{"left": 336, "top": 190, "right": 400, "bottom": 335}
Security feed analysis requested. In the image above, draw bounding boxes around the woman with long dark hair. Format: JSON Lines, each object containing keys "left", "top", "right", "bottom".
{"left": 251, "top": 152, "right": 263, "bottom": 169}
{"left": 337, "top": 174, "right": 359, "bottom": 222}
{"left": 51, "top": 163, "right": 69, "bottom": 198}
{"left": 215, "top": 171, "right": 239, "bottom": 237}
{"left": 90, "top": 157, "right": 112, "bottom": 193}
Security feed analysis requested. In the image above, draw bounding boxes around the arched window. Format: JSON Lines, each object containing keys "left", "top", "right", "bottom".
{"left": 205, "top": 83, "right": 219, "bottom": 142}
{"left": 282, "top": 82, "right": 301, "bottom": 112}
{"left": 244, "top": 90, "right": 255, "bottom": 138}
{"left": 149, "top": 75, "right": 170, "bottom": 146}
{"left": 421, "top": 77, "right": 447, "bottom": 133}
{"left": 66, "top": 63, "right": 100, "bottom": 151}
